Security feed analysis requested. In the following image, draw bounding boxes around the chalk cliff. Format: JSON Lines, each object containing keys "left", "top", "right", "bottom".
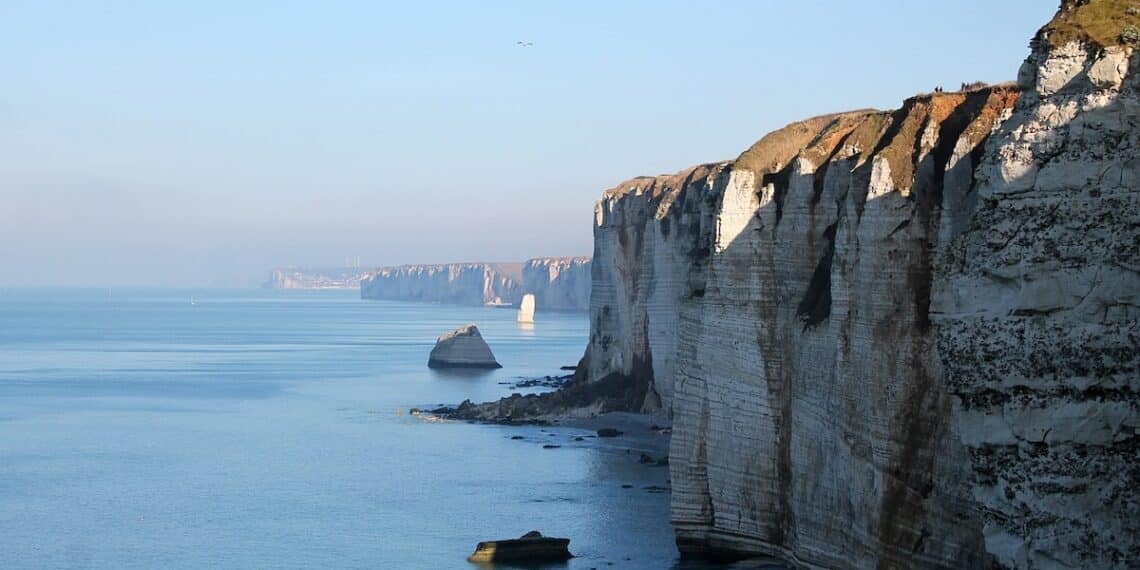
{"left": 361, "top": 258, "right": 591, "bottom": 310}
{"left": 932, "top": 6, "right": 1140, "bottom": 566}
{"left": 360, "top": 263, "right": 523, "bottom": 306}
{"left": 522, "top": 257, "right": 591, "bottom": 311}
{"left": 572, "top": 2, "right": 1138, "bottom": 567}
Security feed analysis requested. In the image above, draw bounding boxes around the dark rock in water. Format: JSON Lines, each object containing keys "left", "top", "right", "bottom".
{"left": 655, "top": 456, "right": 669, "bottom": 466}
{"left": 621, "top": 484, "right": 633, "bottom": 489}
{"left": 639, "top": 453, "right": 655, "bottom": 464}
{"left": 559, "top": 365, "right": 577, "bottom": 371}
{"left": 596, "top": 428, "right": 623, "bottom": 438}
{"left": 543, "top": 444, "right": 561, "bottom": 449}
{"left": 574, "top": 436, "right": 585, "bottom": 441}
{"left": 427, "top": 324, "right": 502, "bottom": 369}
{"left": 467, "top": 530, "right": 572, "bottom": 563}
{"left": 510, "top": 435, "right": 524, "bottom": 440}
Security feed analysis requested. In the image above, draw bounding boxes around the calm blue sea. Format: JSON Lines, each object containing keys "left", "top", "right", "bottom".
{"left": 0, "top": 289, "right": 683, "bottom": 569}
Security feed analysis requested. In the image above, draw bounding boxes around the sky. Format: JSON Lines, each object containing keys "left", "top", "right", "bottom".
{"left": 0, "top": 0, "right": 1059, "bottom": 287}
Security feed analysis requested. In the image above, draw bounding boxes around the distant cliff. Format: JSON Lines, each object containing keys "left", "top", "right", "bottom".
{"left": 361, "top": 258, "right": 591, "bottom": 310}
{"left": 360, "top": 262, "right": 523, "bottom": 306}
{"left": 264, "top": 267, "right": 367, "bottom": 290}
{"left": 568, "top": 1, "right": 1137, "bottom": 567}
{"left": 522, "top": 257, "right": 591, "bottom": 311}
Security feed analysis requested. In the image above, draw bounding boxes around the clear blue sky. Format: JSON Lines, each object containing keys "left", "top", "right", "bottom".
{"left": 0, "top": 0, "right": 1059, "bottom": 287}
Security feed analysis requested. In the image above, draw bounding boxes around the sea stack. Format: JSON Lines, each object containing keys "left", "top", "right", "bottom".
{"left": 517, "top": 294, "right": 536, "bottom": 324}
{"left": 427, "top": 324, "right": 502, "bottom": 369}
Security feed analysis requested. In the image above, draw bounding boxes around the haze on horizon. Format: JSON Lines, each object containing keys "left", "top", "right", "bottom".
{"left": 0, "top": 0, "right": 1058, "bottom": 288}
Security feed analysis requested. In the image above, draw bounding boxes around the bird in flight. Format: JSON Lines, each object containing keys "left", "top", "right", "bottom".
{"left": 516, "top": 41, "right": 533, "bottom": 47}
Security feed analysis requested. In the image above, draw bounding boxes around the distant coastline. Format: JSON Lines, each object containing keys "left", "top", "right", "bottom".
{"left": 263, "top": 267, "right": 369, "bottom": 290}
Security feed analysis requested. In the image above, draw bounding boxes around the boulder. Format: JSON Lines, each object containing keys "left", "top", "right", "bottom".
{"left": 427, "top": 324, "right": 501, "bottom": 369}
{"left": 466, "top": 530, "right": 572, "bottom": 563}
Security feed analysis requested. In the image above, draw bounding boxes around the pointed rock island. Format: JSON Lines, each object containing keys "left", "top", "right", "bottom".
{"left": 427, "top": 324, "right": 502, "bottom": 369}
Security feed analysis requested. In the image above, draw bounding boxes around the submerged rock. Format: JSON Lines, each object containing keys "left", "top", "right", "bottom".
{"left": 596, "top": 428, "right": 623, "bottom": 438}
{"left": 427, "top": 324, "right": 501, "bottom": 369}
{"left": 466, "top": 530, "right": 572, "bottom": 563}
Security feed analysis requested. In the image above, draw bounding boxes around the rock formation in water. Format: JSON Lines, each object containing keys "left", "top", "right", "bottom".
{"left": 263, "top": 267, "right": 368, "bottom": 289}
{"left": 360, "top": 263, "right": 523, "bottom": 306}
{"left": 564, "top": 2, "right": 1138, "bottom": 567}
{"left": 427, "top": 324, "right": 502, "bottom": 369}
{"left": 522, "top": 257, "right": 592, "bottom": 311}
{"left": 517, "top": 294, "right": 536, "bottom": 323}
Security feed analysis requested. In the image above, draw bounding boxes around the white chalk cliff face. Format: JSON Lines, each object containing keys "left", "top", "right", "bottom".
{"left": 576, "top": 4, "right": 1137, "bottom": 567}
{"left": 360, "top": 263, "right": 523, "bottom": 305}
{"left": 933, "top": 34, "right": 1139, "bottom": 569}
{"left": 361, "top": 258, "right": 591, "bottom": 310}
{"left": 522, "top": 257, "right": 591, "bottom": 311}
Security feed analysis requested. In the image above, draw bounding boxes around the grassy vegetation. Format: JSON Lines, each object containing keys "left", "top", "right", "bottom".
{"left": 1042, "top": 0, "right": 1140, "bottom": 47}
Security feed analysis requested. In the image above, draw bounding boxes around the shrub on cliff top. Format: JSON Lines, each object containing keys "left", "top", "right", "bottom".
{"left": 1123, "top": 25, "right": 1140, "bottom": 43}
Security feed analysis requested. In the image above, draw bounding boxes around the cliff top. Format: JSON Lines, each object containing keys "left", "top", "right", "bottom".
{"left": 524, "top": 256, "right": 591, "bottom": 265}
{"left": 1042, "top": 0, "right": 1140, "bottom": 48}
{"left": 598, "top": 84, "right": 1020, "bottom": 201}
{"left": 602, "top": 162, "right": 728, "bottom": 200}
{"left": 734, "top": 110, "right": 880, "bottom": 178}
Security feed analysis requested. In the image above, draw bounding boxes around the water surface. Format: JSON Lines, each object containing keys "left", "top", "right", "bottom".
{"left": 0, "top": 289, "right": 680, "bottom": 568}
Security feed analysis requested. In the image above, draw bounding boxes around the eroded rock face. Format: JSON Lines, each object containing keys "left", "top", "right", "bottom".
{"left": 361, "top": 263, "right": 522, "bottom": 305}
{"left": 933, "top": 37, "right": 1139, "bottom": 568}
{"left": 522, "top": 257, "right": 592, "bottom": 311}
{"left": 428, "top": 324, "right": 501, "bottom": 369}
{"left": 662, "top": 89, "right": 1026, "bottom": 568}
{"left": 572, "top": 17, "right": 1137, "bottom": 570}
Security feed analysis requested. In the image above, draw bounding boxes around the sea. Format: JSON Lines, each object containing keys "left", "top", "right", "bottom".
{"left": 0, "top": 288, "right": 689, "bottom": 569}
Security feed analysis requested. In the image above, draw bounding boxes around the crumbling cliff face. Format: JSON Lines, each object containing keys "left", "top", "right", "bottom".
{"left": 575, "top": 3, "right": 1137, "bottom": 567}
{"left": 522, "top": 257, "right": 592, "bottom": 311}
{"left": 360, "top": 263, "right": 523, "bottom": 305}
{"left": 932, "top": 12, "right": 1140, "bottom": 568}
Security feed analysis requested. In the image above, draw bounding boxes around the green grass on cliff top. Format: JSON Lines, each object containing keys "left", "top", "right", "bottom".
{"left": 1043, "top": 0, "right": 1140, "bottom": 47}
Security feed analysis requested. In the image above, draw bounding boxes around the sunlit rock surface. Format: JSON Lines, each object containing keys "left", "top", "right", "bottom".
{"left": 933, "top": 29, "right": 1140, "bottom": 569}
